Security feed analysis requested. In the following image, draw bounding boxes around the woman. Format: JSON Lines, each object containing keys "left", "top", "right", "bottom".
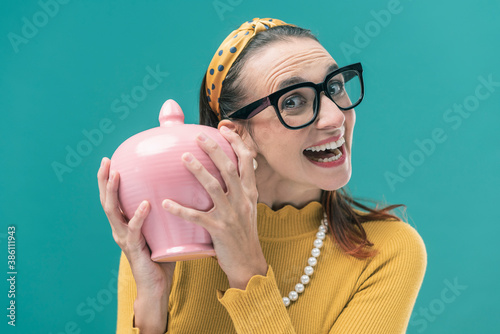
{"left": 98, "top": 18, "right": 427, "bottom": 333}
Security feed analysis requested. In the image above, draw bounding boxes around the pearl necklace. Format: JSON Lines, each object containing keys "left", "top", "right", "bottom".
{"left": 282, "top": 213, "right": 328, "bottom": 307}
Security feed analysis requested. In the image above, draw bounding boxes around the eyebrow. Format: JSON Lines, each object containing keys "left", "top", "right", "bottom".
{"left": 277, "top": 63, "right": 339, "bottom": 90}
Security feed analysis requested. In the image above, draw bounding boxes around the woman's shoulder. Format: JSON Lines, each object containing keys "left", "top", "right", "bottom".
{"left": 352, "top": 208, "right": 426, "bottom": 257}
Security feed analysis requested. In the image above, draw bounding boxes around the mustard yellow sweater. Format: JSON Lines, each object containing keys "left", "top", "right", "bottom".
{"left": 116, "top": 201, "right": 427, "bottom": 333}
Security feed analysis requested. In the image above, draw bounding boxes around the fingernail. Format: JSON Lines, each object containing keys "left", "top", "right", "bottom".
{"left": 110, "top": 170, "right": 116, "bottom": 179}
{"left": 162, "top": 200, "right": 171, "bottom": 209}
{"left": 196, "top": 132, "right": 207, "bottom": 142}
{"left": 101, "top": 158, "right": 105, "bottom": 167}
{"left": 220, "top": 126, "right": 230, "bottom": 134}
{"left": 182, "top": 153, "right": 193, "bottom": 163}
{"left": 139, "top": 201, "right": 148, "bottom": 212}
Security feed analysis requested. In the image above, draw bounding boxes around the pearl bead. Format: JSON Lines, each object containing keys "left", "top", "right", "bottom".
{"left": 281, "top": 214, "right": 328, "bottom": 307}
{"left": 304, "top": 266, "right": 314, "bottom": 276}
{"left": 314, "top": 239, "right": 323, "bottom": 248}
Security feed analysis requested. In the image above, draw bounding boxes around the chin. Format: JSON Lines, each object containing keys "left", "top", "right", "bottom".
{"left": 319, "top": 170, "right": 352, "bottom": 192}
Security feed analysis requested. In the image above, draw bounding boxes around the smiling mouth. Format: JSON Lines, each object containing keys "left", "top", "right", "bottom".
{"left": 303, "top": 137, "right": 345, "bottom": 162}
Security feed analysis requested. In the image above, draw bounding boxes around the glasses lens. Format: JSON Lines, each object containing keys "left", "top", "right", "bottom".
{"left": 277, "top": 86, "right": 317, "bottom": 128}
{"left": 327, "top": 70, "right": 362, "bottom": 109}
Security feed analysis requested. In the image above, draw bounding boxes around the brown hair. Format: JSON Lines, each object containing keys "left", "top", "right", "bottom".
{"left": 199, "top": 25, "right": 405, "bottom": 259}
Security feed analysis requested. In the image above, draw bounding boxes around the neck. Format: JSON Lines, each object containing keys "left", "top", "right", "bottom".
{"left": 255, "top": 167, "right": 322, "bottom": 211}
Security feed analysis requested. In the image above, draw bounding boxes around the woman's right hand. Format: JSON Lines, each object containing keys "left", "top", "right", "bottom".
{"left": 97, "top": 157, "right": 176, "bottom": 296}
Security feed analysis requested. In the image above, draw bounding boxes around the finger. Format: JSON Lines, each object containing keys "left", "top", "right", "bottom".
{"left": 126, "top": 200, "right": 150, "bottom": 246}
{"left": 195, "top": 132, "right": 244, "bottom": 197}
{"left": 97, "top": 157, "right": 110, "bottom": 207}
{"left": 162, "top": 199, "right": 214, "bottom": 231}
{"left": 181, "top": 151, "right": 230, "bottom": 208}
{"left": 219, "top": 126, "right": 257, "bottom": 197}
{"left": 104, "top": 170, "right": 129, "bottom": 238}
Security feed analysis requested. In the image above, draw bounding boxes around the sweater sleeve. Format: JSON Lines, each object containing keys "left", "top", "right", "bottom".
{"left": 216, "top": 265, "right": 297, "bottom": 334}
{"left": 116, "top": 251, "right": 169, "bottom": 334}
{"left": 329, "top": 224, "right": 427, "bottom": 334}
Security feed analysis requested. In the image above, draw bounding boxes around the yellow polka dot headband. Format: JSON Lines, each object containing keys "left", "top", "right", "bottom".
{"left": 205, "top": 18, "right": 292, "bottom": 120}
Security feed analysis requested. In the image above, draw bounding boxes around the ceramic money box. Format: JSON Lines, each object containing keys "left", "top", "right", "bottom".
{"left": 110, "top": 99, "right": 237, "bottom": 262}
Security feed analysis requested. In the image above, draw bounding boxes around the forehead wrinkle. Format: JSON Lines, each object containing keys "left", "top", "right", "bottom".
{"left": 263, "top": 49, "right": 334, "bottom": 94}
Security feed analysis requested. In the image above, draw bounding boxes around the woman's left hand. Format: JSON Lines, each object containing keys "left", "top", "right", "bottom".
{"left": 162, "top": 125, "right": 268, "bottom": 290}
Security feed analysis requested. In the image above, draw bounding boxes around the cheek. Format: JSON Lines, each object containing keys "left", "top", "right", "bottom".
{"left": 251, "top": 111, "right": 283, "bottom": 145}
{"left": 251, "top": 111, "right": 309, "bottom": 164}
{"left": 345, "top": 110, "right": 356, "bottom": 142}
{"left": 346, "top": 109, "right": 355, "bottom": 128}
{"left": 253, "top": 124, "right": 301, "bottom": 161}
{"left": 256, "top": 130, "right": 288, "bottom": 156}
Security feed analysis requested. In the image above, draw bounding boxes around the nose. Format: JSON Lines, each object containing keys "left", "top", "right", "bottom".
{"left": 314, "top": 93, "right": 345, "bottom": 129}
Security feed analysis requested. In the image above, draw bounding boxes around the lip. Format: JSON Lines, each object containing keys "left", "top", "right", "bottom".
{"left": 305, "top": 134, "right": 344, "bottom": 150}
{"left": 306, "top": 143, "right": 347, "bottom": 168}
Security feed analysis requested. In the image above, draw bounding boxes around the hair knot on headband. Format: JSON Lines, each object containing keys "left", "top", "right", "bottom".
{"left": 206, "top": 18, "right": 292, "bottom": 120}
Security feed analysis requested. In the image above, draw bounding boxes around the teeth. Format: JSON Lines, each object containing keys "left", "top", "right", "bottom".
{"left": 306, "top": 136, "right": 345, "bottom": 152}
{"left": 314, "top": 149, "right": 343, "bottom": 162}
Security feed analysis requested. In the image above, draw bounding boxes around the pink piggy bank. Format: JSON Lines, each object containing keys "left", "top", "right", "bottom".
{"left": 110, "top": 99, "right": 237, "bottom": 262}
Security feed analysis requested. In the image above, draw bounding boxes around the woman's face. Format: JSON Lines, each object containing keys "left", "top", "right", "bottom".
{"left": 232, "top": 38, "right": 356, "bottom": 203}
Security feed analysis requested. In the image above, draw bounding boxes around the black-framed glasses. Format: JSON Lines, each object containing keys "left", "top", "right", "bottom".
{"left": 228, "top": 63, "right": 364, "bottom": 130}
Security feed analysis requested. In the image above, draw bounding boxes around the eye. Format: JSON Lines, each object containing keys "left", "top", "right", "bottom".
{"left": 282, "top": 94, "right": 306, "bottom": 110}
{"left": 327, "top": 81, "right": 344, "bottom": 96}
{"left": 278, "top": 87, "right": 315, "bottom": 116}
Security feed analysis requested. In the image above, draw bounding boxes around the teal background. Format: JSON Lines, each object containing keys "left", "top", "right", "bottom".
{"left": 1, "top": 0, "right": 499, "bottom": 333}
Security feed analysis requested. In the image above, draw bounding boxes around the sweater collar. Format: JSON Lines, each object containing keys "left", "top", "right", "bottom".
{"left": 256, "top": 201, "right": 324, "bottom": 239}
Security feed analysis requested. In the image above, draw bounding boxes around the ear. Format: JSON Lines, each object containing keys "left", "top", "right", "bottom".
{"left": 217, "top": 119, "right": 239, "bottom": 133}
{"left": 217, "top": 119, "right": 257, "bottom": 157}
